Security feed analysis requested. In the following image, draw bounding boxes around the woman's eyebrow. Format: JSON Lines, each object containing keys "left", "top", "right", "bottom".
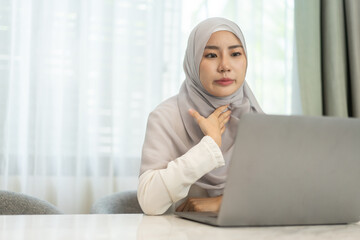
{"left": 204, "top": 45, "right": 243, "bottom": 50}
{"left": 205, "top": 45, "right": 220, "bottom": 50}
{"left": 228, "top": 44, "right": 243, "bottom": 49}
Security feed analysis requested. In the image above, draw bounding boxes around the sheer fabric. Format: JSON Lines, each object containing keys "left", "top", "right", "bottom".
{"left": 0, "top": 0, "right": 181, "bottom": 213}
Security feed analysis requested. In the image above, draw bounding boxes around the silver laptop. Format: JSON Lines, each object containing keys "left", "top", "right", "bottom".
{"left": 176, "top": 114, "right": 360, "bottom": 226}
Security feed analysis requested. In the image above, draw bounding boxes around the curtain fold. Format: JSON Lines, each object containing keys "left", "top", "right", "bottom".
{"left": 294, "top": 0, "right": 322, "bottom": 116}
{"left": 322, "top": 0, "right": 349, "bottom": 116}
{"left": 295, "top": 0, "right": 360, "bottom": 117}
{"left": 344, "top": 0, "right": 360, "bottom": 117}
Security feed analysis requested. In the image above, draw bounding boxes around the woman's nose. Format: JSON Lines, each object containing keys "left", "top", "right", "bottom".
{"left": 217, "top": 56, "right": 231, "bottom": 72}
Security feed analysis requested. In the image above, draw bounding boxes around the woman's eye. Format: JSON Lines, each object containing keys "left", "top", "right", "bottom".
{"left": 205, "top": 53, "right": 217, "bottom": 58}
{"left": 231, "top": 52, "right": 242, "bottom": 57}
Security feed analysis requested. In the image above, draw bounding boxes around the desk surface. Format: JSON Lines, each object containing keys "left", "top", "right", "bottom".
{"left": 1, "top": 214, "right": 360, "bottom": 240}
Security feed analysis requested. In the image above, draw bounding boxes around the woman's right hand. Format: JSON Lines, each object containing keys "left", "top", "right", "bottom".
{"left": 188, "top": 105, "right": 231, "bottom": 147}
{"left": 176, "top": 195, "right": 223, "bottom": 212}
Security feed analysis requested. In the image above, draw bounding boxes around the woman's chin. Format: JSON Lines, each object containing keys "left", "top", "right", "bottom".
{"left": 210, "top": 88, "right": 239, "bottom": 98}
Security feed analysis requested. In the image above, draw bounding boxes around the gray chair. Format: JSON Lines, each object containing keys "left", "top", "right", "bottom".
{"left": 91, "top": 190, "right": 143, "bottom": 214}
{"left": 0, "top": 190, "right": 62, "bottom": 215}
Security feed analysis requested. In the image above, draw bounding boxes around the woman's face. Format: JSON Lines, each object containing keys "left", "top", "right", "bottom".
{"left": 199, "top": 31, "right": 247, "bottom": 97}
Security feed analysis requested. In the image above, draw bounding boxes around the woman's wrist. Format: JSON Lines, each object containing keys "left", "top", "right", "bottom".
{"left": 207, "top": 134, "right": 221, "bottom": 147}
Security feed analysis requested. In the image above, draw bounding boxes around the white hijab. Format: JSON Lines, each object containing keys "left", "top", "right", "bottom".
{"left": 142, "top": 17, "right": 263, "bottom": 197}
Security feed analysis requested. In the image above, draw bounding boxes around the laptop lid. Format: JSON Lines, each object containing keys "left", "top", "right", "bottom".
{"left": 217, "top": 114, "right": 360, "bottom": 226}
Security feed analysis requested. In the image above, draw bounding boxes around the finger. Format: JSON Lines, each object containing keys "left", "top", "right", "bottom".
{"left": 219, "top": 121, "right": 224, "bottom": 129}
{"left": 188, "top": 109, "right": 203, "bottom": 123}
{"left": 183, "top": 202, "right": 192, "bottom": 212}
{"left": 176, "top": 200, "right": 187, "bottom": 212}
{"left": 184, "top": 199, "right": 198, "bottom": 212}
{"left": 218, "top": 110, "right": 231, "bottom": 122}
{"left": 212, "top": 105, "right": 230, "bottom": 117}
{"left": 222, "top": 114, "right": 231, "bottom": 125}
{"left": 219, "top": 114, "right": 231, "bottom": 129}
{"left": 220, "top": 126, "right": 226, "bottom": 134}
{"left": 213, "top": 105, "right": 229, "bottom": 117}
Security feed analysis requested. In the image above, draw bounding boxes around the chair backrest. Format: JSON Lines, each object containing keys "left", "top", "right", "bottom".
{"left": 91, "top": 190, "right": 143, "bottom": 214}
{"left": 0, "top": 190, "right": 62, "bottom": 215}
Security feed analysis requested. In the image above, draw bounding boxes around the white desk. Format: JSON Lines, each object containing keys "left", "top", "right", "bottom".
{"left": 1, "top": 214, "right": 360, "bottom": 239}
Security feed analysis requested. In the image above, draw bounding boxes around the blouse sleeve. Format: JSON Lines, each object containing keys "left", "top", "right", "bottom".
{"left": 137, "top": 136, "right": 225, "bottom": 215}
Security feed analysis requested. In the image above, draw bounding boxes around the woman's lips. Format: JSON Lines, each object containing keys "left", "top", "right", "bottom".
{"left": 214, "top": 78, "right": 235, "bottom": 86}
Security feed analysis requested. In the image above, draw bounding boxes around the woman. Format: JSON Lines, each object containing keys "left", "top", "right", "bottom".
{"left": 138, "top": 17, "right": 263, "bottom": 215}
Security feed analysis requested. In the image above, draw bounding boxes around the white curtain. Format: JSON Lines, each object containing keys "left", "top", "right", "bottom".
{"left": 0, "top": 0, "right": 296, "bottom": 213}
